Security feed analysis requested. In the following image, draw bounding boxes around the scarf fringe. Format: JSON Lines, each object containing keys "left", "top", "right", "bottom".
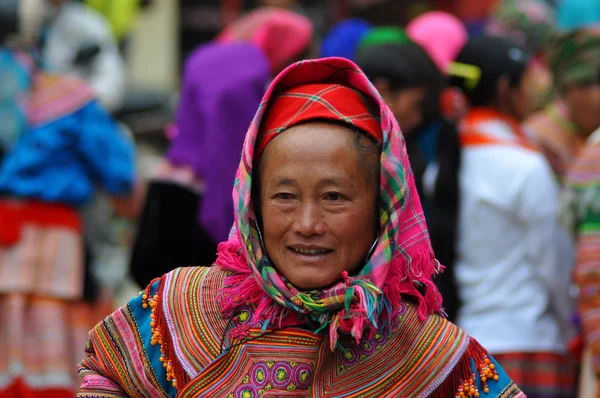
{"left": 217, "top": 239, "right": 443, "bottom": 350}
{"left": 430, "top": 337, "right": 497, "bottom": 398}
{"left": 142, "top": 277, "right": 190, "bottom": 390}
{"left": 216, "top": 240, "right": 302, "bottom": 329}
{"left": 383, "top": 247, "right": 444, "bottom": 321}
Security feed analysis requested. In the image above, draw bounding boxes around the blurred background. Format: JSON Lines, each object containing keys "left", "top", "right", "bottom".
{"left": 3, "top": 0, "right": 600, "bottom": 396}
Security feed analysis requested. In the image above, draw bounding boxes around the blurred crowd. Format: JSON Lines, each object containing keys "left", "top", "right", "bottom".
{"left": 2, "top": 0, "right": 600, "bottom": 396}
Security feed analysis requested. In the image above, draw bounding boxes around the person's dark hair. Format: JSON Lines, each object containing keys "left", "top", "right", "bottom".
{"left": 450, "top": 36, "right": 531, "bottom": 107}
{"left": 355, "top": 42, "right": 444, "bottom": 123}
{"left": 407, "top": 119, "right": 462, "bottom": 321}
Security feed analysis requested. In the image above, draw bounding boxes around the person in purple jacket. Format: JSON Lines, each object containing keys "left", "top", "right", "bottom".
{"left": 130, "top": 34, "right": 312, "bottom": 287}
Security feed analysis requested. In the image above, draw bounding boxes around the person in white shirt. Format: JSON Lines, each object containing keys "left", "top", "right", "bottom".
{"left": 449, "top": 36, "right": 576, "bottom": 398}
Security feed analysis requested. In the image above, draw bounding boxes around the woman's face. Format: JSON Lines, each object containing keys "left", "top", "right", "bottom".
{"left": 258, "top": 122, "right": 379, "bottom": 290}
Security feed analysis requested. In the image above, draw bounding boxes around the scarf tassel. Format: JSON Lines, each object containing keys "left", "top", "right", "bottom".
{"left": 217, "top": 240, "right": 302, "bottom": 331}
{"left": 383, "top": 247, "right": 443, "bottom": 322}
{"left": 297, "top": 277, "right": 382, "bottom": 350}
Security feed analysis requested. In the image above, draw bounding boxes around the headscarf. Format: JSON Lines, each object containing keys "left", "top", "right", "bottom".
{"left": 217, "top": 57, "right": 442, "bottom": 349}
{"left": 217, "top": 7, "right": 313, "bottom": 73}
{"left": 319, "top": 18, "right": 372, "bottom": 61}
{"left": 485, "top": 0, "right": 556, "bottom": 55}
{"left": 406, "top": 11, "right": 468, "bottom": 73}
{"left": 0, "top": 49, "right": 33, "bottom": 154}
{"left": 558, "top": 0, "right": 600, "bottom": 31}
{"left": 166, "top": 43, "right": 270, "bottom": 244}
{"left": 550, "top": 27, "right": 600, "bottom": 90}
{"left": 256, "top": 83, "right": 382, "bottom": 160}
{"left": 359, "top": 26, "right": 410, "bottom": 48}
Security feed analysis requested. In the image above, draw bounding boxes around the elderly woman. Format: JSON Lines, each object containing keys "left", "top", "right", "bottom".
{"left": 77, "top": 57, "right": 522, "bottom": 397}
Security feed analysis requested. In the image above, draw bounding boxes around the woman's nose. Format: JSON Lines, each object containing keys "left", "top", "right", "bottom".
{"left": 292, "top": 202, "right": 326, "bottom": 237}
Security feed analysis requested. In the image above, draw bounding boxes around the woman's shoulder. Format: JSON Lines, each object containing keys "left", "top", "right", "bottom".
{"left": 149, "top": 266, "right": 231, "bottom": 369}
{"left": 380, "top": 306, "right": 523, "bottom": 397}
{"left": 161, "top": 265, "right": 227, "bottom": 293}
{"left": 80, "top": 266, "right": 230, "bottom": 394}
{"left": 421, "top": 314, "right": 524, "bottom": 398}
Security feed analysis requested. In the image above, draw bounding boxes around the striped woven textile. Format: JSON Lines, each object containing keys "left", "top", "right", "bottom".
{"left": 564, "top": 134, "right": 600, "bottom": 378}
{"left": 0, "top": 295, "right": 110, "bottom": 397}
{"left": 29, "top": 73, "right": 94, "bottom": 127}
{"left": 494, "top": 352, "right": 577, "bottom": 398}
{"left": 0, "top": 202, "right": 94, "bottom": 396}
{"left": 77, "top": 266, "right": 524, "bottom": 397}
{"left": 0, "top": 219, "right": 84, "bottom": 299}
{"left": 525, "top": 99, "right": 586, "bottom": 180}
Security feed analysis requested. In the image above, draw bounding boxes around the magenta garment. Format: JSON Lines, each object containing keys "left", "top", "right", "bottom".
{"left": 407, "top": 11, "right": 468, "bottom": 74}
{"left": 166, "top": 42, "right": 270, "bottom": 244}
{"left": 217, "top": 8, "right": 313, "bottom": 73}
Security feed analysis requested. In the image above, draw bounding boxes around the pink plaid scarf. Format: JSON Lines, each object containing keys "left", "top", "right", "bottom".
{"left": 217, "top": 57, "right": 443, "bottom": 349}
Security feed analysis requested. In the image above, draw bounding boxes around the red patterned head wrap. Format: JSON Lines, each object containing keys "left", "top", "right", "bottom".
{"left": 255, "top": 83, "right": 382, "bottom": 160}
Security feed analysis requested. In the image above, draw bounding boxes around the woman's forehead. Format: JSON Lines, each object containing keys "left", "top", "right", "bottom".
{"left": 258, "top": 122, "right": 377, "bottom": 185}
{"left": 260, "top": 122, "right": 356, "bottom": 158}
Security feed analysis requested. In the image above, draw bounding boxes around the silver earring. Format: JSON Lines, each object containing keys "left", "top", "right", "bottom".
{"left": 365, "top": 237, "right": 379, "bottom": 262}
{"left": 256, "top": 223, "right": 266, "bottom": 248}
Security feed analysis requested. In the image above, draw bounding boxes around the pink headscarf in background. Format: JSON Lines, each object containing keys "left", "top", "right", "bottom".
{"left": 406, "top": 11, "right": 468, "bottom": 74}
{"left": 218, "top": 8, "right": 313, "bottom": 73}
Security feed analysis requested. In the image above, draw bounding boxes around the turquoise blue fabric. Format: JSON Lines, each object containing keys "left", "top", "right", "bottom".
{"left": 127, "top": 280, "right": 177, "bottom": 397}
{"left": 0, "top": 100, "right": 135, "bottom": 205}
{"left": 558, "top": 0, "right": 600, "bottom": 30}
{"left": 0, "top": 50, "right": 32, "bottom": 154}
{"left": 472, "top": 355, "right": 516, "bottom": 396}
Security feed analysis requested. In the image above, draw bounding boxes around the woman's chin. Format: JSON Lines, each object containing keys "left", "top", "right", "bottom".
{"left": 285, "top": 273, "right": 342, "bottom": 291}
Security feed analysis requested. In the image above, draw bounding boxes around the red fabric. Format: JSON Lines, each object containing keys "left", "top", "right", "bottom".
{"left": 459, "top": 107, "right": 537, "bottom": 151}
{"left": 0, "top": 378, "right": 73, "bottom": 398}
{"left": 0, "top": 202, "right": 21, "bottom": 245}
{"left": 256, "top": 83, "right": 382, "bottom": 160}
{"left": 0, "top": 200, "right": 81, "bottom": 246}
{"left": 494, "top": 352, "right": 576, "bottom": 397}
{"left": 440, "top": 87, "right": 468, "bottom": 121}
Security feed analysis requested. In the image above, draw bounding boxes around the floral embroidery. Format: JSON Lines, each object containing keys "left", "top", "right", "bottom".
{"left": 229, "top": 361, "right": 314, "bottom": 396}
{"left": 336, "top": 303, "right": 408, "bottom": 371}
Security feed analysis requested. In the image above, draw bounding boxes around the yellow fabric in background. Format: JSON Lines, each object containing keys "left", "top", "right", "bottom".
{"left": 84, "top": 0, "right": 140, "bottom": 40}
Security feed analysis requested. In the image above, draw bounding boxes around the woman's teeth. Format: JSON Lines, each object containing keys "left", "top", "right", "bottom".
{"left": 290, "top": 247, "right": 329, "bottom": 255}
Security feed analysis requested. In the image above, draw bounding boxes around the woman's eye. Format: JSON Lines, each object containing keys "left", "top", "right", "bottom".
{"left": 274, "top": 193, "right": 295, "bottom": 200}
{"left": 324, "top": 192, "right": 343, "bottom": 201}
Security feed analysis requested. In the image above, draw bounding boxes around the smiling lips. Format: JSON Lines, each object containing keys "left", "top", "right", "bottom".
{"left": 288, "top": 246, "right": 333, "bottom": 255}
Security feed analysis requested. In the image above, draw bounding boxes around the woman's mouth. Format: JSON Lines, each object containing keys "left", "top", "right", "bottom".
{"left": 289, "top": 247, "right": 331, "bottom": 255}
